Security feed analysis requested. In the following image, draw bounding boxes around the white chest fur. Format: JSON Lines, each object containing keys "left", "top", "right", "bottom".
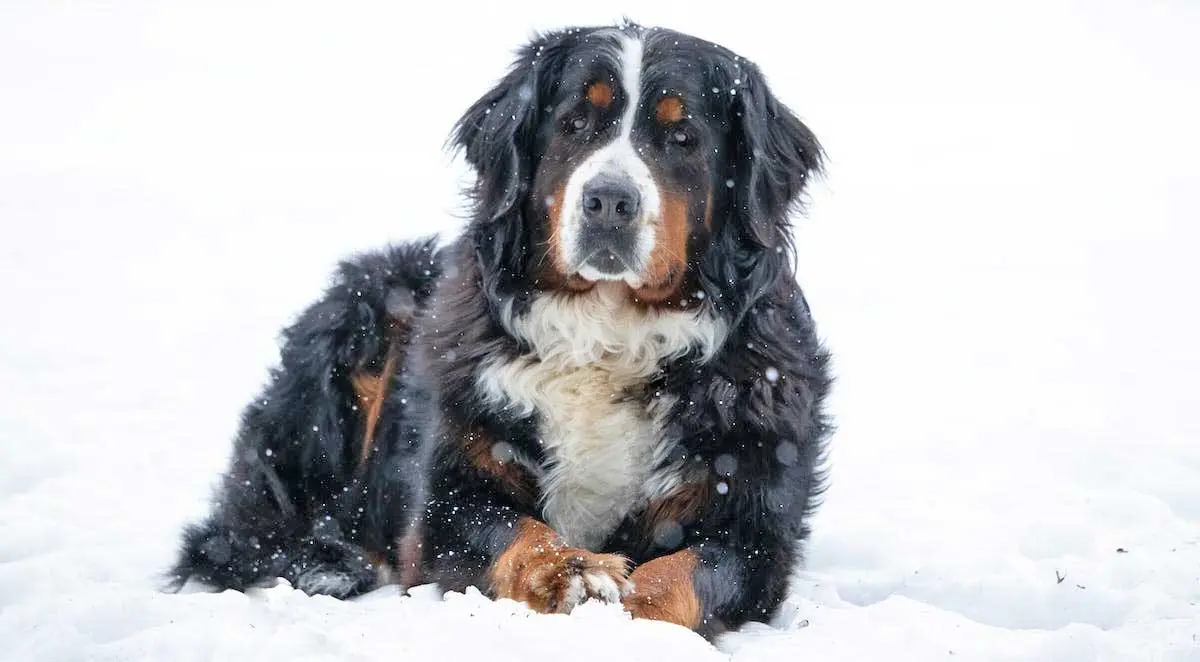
{"left": 476, "top": 284, "right": 725, "bottom": 550}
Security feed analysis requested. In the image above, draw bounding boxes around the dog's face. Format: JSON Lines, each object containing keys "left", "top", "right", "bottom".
{"left": 530, "top": 32, "right": 719, "bottom": 303}
{"left": 453, "top": 23, "right": 822, "bottom": 307}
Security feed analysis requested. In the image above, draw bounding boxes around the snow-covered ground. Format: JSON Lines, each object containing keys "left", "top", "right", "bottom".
{"left": 2, "top": 1, "right": 1198, "bottom": 660}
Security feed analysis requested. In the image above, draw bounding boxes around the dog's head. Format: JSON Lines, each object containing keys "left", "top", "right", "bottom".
{"left": 451, "top": 22, "right": 822, "bottom": 310}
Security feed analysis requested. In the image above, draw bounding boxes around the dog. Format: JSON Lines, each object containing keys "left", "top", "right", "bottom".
{"left": 169, "top": 21, "right": 833, "bottom": 641}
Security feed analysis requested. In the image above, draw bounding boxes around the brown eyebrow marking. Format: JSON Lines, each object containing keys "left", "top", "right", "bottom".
{"left": 587, "top": 81, "right": 614, "bottom": 108}
{"left": 655, "top": 96, "right": 685, "bottom": 124}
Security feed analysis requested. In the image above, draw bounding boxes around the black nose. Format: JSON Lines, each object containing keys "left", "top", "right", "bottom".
{"left": 581, "top": 175, "right": 640, "bottom": 228}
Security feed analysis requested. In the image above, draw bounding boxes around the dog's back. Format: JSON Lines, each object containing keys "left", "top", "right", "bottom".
{"left": 167, "top": 238, "right": 442, "bottom": 597}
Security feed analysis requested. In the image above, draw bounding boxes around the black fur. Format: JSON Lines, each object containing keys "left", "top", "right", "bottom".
{"left": 168, "top": 239, "right": 442, "bottom": 597}
{"left": 170, "top": 22, "right": 833, "bottom": 642}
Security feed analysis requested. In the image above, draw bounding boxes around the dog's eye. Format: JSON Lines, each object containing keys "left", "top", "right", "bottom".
{"left": 564, "top": 114, "right": 590, "bottom": 134}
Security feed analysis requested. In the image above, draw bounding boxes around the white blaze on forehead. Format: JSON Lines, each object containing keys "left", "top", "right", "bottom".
{"left": 558, "top": 33, "right": 660, "bottom": 284}
{"left": 615, "top": 34, "right": 644, "bottom": 144}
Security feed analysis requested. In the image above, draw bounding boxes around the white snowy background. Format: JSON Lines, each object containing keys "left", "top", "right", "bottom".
{"left": 2, "top": 1, "right": 1198, "bottom": 660}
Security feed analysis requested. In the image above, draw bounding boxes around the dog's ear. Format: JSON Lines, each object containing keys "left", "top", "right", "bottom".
{"left": 729, "top": 61, "right": 824, "bottom": 251}
{"left": 451, "top": 61, "right": 537, "bottom": 221}
{"left": 450, "top": 31, "right": 571, "bottom": 220}
{"left": 449, "top": 32, "right": 569, "bottom": 297}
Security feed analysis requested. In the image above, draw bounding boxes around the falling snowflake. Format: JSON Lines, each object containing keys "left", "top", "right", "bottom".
{"left": 491, "top": 441, "right": 516, "bottom": 464}
{"left": 652, "top": 520, "right": 684, "bottom": 549}
{"left": 775, "top": 442, "right": 799, "bottom": 466}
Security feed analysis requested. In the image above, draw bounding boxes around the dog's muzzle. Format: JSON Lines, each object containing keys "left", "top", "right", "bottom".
{"left": 576, "top": 173, "right": 642, "bottom": 275}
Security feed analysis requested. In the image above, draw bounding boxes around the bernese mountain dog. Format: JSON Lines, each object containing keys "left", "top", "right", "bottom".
{"left": 169, "top": 21, "right": 833, "bottom": 641}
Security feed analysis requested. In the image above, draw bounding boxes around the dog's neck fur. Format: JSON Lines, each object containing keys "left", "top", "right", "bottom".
{"left": 477, "top": 283, "right": 725, "bottom": 549}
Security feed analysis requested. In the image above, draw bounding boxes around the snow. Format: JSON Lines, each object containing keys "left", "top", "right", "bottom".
{"left": 2, "top": 1, "right": 1199, "bottom": 660}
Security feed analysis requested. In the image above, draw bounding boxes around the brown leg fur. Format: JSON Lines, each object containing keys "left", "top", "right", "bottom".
{"left": 350, "top": 339, "right": 400, "bottom": 469}
{"left": 622, "top": 549, "right": 702, "bottom": 630}
{"left": 488, "top": 517, "right": 632, "bottom": 613}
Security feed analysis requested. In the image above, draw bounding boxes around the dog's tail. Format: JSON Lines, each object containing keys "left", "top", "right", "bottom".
{"left": 165, "top": 237, "right": 444, "bottom": 597}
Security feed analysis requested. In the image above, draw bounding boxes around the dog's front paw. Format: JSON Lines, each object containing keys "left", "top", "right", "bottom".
{"left": 491, "top": 530, "right": 632, "bottom": 613}
{"left": 542, "top": 549, "right": 633, "bottom": 612}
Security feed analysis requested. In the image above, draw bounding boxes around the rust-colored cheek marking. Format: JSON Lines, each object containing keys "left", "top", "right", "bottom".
{"left": 622, "top": 549, "right": 702, "bottom": 629}
{"left": 636, "top": 194, "right": 691, "bottom": 301}
{"left": 656, "top": 96, "right": 685, "bottom": 124}
{"left": 587, "top": 81, "right": 614, "bottom": 108}
{"left": 542, "top": 182, "right": 595, "bottom": 293}
{"left": 546, "top": 183, "right": 567, "bottom": 273}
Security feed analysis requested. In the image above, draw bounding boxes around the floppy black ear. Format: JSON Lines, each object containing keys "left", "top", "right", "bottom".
{"left": 450, "top": 50, "right": 542, "bottom": 222}
{"left": 730, "top": 62, "right": 824, "bottom": 250}
{"left": 448, "top": 32, "right": 568, "bottom": 299}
